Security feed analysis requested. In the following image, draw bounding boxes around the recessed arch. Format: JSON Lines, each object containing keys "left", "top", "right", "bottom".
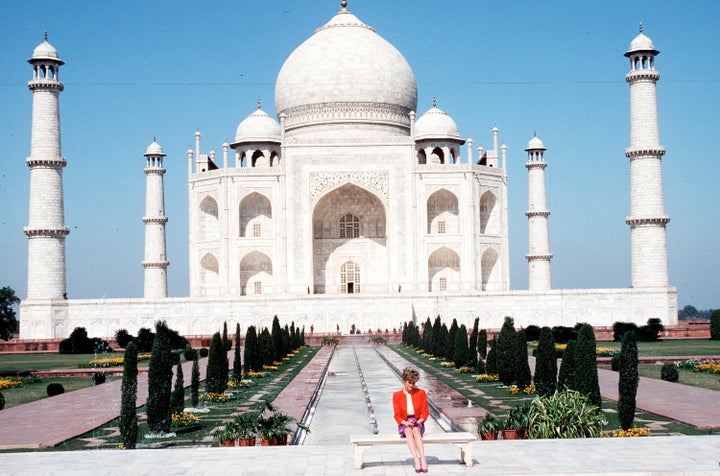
{"left": 428, "top": 247, "right": 460, "bottom": 292}
{"left": 200, "top": 252, "right": 219, "bottom": 295}
{"left": 239, "top": 192, "right": 272, "bottom": 238}
{"left": 199, "top": 196, "right": 219, "bottom": 242}
{"left": 427, "top": 189, "right": 459, "bottom": 234}
{"left": 480, "top": 190, "right": 498, "bottom": 235}
{"left": 240, "top": 251, "right": 273, "bottom": 295}
{"left": 481, "top": 247, "right": 499, "bottom": 291}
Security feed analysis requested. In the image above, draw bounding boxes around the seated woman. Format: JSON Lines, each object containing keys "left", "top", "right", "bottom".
{"left": 393, "top": 367, "right": 430, "bottom": 473}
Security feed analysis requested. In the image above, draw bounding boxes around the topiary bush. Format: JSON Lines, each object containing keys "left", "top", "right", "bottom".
{"left": 184, "top": 348, "right": 198, "bottom": 361}
{"left": 47, "top": 383, "right": 65, "bottom": 396}
{"left": 660, "top": 362, "right": 679, "bottom": 382}
{"left": 618, "top": 331, "right": 639, "bottom": 430}
{"left": 533, "top": 326, "right": 557, "bottom": 397}
{"left": 611, "top": 353, "right": 621, "bottom": 372}
{"left": 710, "top": 310, "right": 720, "bottom": 341}
{"left": 573, "top": 324, "right": 601, "bottom": 408}
{"left": 0, "top": 391, "right": 5, "bottom": 410}
{"left": 199, "top": 348, "right": 209, "bottom": 358}
{"left": 528, "top": 389, "right": 606, "bottom": 439}
{"left": 92, "top": 372, "right": 106, "bottom": 385}
{"left": 497, "top": 316, "right": 517, "bottom": 386}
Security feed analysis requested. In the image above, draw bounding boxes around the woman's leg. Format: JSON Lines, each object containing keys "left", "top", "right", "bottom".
{"left": 403, "top": 428, "right": 421, "bottom": 469}
{"left": 410, "top": 427, "right": 427, "bottom": 470}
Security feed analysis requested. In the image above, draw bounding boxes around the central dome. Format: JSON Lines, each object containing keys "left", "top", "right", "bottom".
{"left": 275, "top": 8, "right": 417, "bottom": 132}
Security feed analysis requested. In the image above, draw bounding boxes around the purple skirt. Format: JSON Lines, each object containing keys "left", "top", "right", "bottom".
{"left": 398, "top": 415, "right": 425, "bottom": 438}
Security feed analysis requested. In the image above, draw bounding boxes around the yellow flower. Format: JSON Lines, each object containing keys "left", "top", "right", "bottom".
{"left": 0, "top": 378, "right": 23, "bottom": 390}
{"left": 475, "top": 374, "right": 499, "bottom": 382}
{"left": 608, "top": 427, "right": 650, "bottom": 437}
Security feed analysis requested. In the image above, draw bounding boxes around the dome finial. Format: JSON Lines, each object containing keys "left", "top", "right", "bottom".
{"left": 432, "top": 96, "right": 437, "bottom": 108}
{"left": 639, "top": 22, "right": 643, "bottom": 33}
{"left": 341, "top": 0, "right": 348, "bottom": 10}
{"left": 43, "top": 29, "right": 48, "bottom": 42}
{"left": 257, "top": 97, "right": 262, "bottom": 109}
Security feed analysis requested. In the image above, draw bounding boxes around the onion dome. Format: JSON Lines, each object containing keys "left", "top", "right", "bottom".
{"left": 274, "top": 7, "right": 417, "bottom": 131}
{"left": 625, "top": 24, "right": 659, "bottom": 57}
{"left": 29, "top": 37, "right": 63, "bottom": 64}
{"left": 233, "top": 107, "right": 282, "bottom": 144}
{"left": 525, "top": 135, "right": 546, "bottom": 151}
{"left": 145, "top": 140, "right": 165, "bottom": 156}
{"left": 414, "top": 106, "right": 462, "bottom": 142}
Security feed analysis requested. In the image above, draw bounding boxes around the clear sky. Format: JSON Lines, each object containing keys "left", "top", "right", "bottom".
{"left": 0, "top": 0, "right": 717, "bottom": 311}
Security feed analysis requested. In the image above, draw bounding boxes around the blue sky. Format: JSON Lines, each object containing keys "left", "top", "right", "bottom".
{"left": 0, "top": 0, "right": 717, "bottom": 311}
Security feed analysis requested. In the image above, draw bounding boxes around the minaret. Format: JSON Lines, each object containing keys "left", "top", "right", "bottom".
{"left": 624, "top": 25, "right": 669, "bottom": 287}
{"left": 142, "top": 139, "right": 169, "bottom": 298}
{"left": 25, "top": 34, "right": 69, "bottom": 300}
{"left": 525, "top": 134, "right": 552, "bottom": 291}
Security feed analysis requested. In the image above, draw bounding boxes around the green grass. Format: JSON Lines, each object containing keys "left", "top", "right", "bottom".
{"left": 0, "top": 352, "right": 143, "bottom": 372}
{"left": 635, "top": 364, "right": 720, "bottom": 391}
{"left": 1, "top": 377, "right": 120, "bottom": 409}
{"left": 595, "top": 339, "right": 720, "bottom": 357}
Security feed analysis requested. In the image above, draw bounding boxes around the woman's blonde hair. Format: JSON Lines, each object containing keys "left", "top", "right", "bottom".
{"left": 402, "top": 367, "right": 420, "bottom": 383}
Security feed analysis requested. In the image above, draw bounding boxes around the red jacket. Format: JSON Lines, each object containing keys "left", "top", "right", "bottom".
{"left": 393, "top": 388, "right": 430, "bottom": 425}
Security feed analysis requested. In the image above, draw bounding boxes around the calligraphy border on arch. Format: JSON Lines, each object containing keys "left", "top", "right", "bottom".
{"left": 309, "top": 171, "right": 389, "bottom": 207}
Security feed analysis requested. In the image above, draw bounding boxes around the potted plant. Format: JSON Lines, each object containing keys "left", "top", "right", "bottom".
{"left": 212, "top": 421, "right": 239, "bottom": 447}
{"left": 477, "top": 414, "right": 500, "bottom": 440}
{"left": 502, "top": 403, "right": 530, "bottom": 439}
{"left": 257, "top": 402, "right": 309, "bottom": 446}
{"left": 233, "top": 412, "right": 259, "bottom": 446}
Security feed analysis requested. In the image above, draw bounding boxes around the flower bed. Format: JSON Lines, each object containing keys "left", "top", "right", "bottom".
{"left": 607, "top": 427, "right": 651, "bottom": 437}
{"left": 0, "top": 378, "right": 23, "bottom": 390}
{"left": 475, "top": 373, "right": 499, "bottom": 382}
{"left": 87, "top": 353, "right": 151, "bottom": 367}
{"left": 507, "top": 384, "right": 536, "bottom": 395}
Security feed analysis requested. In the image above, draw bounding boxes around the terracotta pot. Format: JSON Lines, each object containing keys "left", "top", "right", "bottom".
{"left": 218, "top": 439, "right": 236, "bottom": 447}
{"left": 479, "top": 431, "right": 498, "bottom": 441}
{"left": 261, "top": 435, "right": 288, "bottom": 446}
{"left": 237, "top": 437, "right": 256, "bottom": 447}
{"left": 519, "top": 429, "right": 529, "bottom": 439}
{"left": 502, "top": 429, "right": 521, "bottom": 440}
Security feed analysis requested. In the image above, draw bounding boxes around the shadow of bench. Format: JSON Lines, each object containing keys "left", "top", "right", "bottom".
{"left": 350, "top": 432, "right": 476, "bottom": 469}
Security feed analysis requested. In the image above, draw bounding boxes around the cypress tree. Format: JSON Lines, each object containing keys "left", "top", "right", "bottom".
{"left": 453, "top": 324, "right": 469, "bottom": 369}
{"left": 573, "top": 324, "right": 602, "bottom": 408}
{"left": 514, "top": 329, "right": 532, "bottom": 387}
{"left": 477, "top": 329, "right": 488, "bottom": 359}
{"left": 422, "top": 318, "right": 432, "bottom": 352}
{"left": 710, "top": 310, "right": 720, "bottom": 340}
{"left": 271, "top": 315, "right": 284, "bottom": 362}
{"left": 191, "top": 354, "right": 200, "bottom": 407}
{"left": 618, "top": 330, "right": 639, "bottom": 430}
{"left": 233, "top": 323, "right": 242, "bottom": 382}
{"left": 206, "top": 332, "right": 228, "bottom": 394}
{"left": 147, "top": 321, "right": 173, "bottom": 433}
{"left": 120, "top": 341, "right": 138, "bottom": 448}
{"left": 486, "top": 336, "right": 498, "bottom": 374}
{"left": 534, "top": 326, "right": 557, "bottom": 397}
{"left": 557, "top": 339, "right": 576, "bottom": 390}
{"left": 446, "top": 319, "right": 459, "bottom": 361}
{"left": 497, "top": 316, "right": 517, "bottom": 385}
{"left": 431, "top": 316, "right": 442, "bottom": 356}
{"left": 222, "top": 321, "right": 231, "bottom": 351}
{"left": 468, "top": 318, "right": 479, "bottom": 369}
{"left": 244, "top": 326, "right": 261, "bottom": 372}
{"left": 170, "top": 361, "right": 185, "bottom": 414}
{"left": 259, "top": 327, "right": 273, "bottom": 366}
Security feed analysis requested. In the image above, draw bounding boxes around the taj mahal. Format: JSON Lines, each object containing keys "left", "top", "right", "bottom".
{"left": 19, "top": 2, "right": 676, "bottom": 339}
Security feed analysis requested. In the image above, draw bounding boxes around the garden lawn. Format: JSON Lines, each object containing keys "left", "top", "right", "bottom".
{"left": 1, "top": 377, "right": 120, "bottom": 409}
{"left": 391, "top": 344, "right": 715, "bottom": 436}
{"left": 593, "top": 339, "right": 720, "bottom": 357}
{"left": 0, "top": 352, "right": 148, "bottom": 372}
{"left": 598, "top": 364, "right": 720, "bottom": 392}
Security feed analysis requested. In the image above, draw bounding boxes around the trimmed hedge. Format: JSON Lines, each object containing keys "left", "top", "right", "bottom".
{"left": 47, "top": 383, "right": 65, "bottom": 397}
{"left": 660, "top": 362, "right": 679, "bottom": 382}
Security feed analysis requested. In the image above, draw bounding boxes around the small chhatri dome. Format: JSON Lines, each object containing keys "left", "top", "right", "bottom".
{"left": 145, "top": 139, "right": 165, "bottom": 156}
{"left": 625, "top": 24, "right": 659, "bottom": 57}
{"left": 414, "top": 105, "right": 461, "bottom": 142}
{"left": 234, "top": 107, "right": 282, "bottom": 144}
{"left": 526, "top": 134, "right": 546, "bottom": 151}
{"left": 29, "top": 36, "right": 64, "bottom": 64}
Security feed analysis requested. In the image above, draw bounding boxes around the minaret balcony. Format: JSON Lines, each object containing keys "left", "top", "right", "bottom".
{"left": 23, "top": 227, "right": 70, "bottom": 238}
{"left": 143, "top": 216, "right": 169, "bottom": 224}
{"left": 525, "top": 210, "right": 550, "bottom": 218}
{"left": 142, "top": 261, "right": 170, "bottom": 269}
{"left": 26, "top": 156, "right": 67, "bottom": 167}
{"left": 625, "top": 216, "right": 670, "bottom": 226}
{"left": 525, "top": 253, "right": 553, "bottom": 261}
{"left": 625, "top": 147, "right": 665, "bottom": 158}
{"left": 625, "top": 70, "right": 660, "bottom": 82}
{"left": 28, "top": 79, "right": 64, "bottom": 91}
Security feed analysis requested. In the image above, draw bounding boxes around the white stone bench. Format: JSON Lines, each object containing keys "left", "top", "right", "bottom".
{"left": 350, "top": 432, "right": 476, "bottom": 469}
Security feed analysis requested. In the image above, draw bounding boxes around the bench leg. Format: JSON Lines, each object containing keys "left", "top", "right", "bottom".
{"left": 457, "top": 442, "right": 473, "bottom": 467}
{"left": 353, "top": 444, "right": 368, "bottom": 470}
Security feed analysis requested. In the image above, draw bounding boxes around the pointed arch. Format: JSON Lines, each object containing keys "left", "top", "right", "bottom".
{"left": 480, "top": 190, "right": 498, "bottom": 234}
{"left": 340, "top": 261, "right": 361, "bottom": 294}
{"left": 428, "top": 247, "right": 460, "bottom": 292}
{"left": 417, "top": 149, "right": 427, "bottom": 165}
{"left": 199, "top": 196, "right": 219, "bottom": 242}
{"left": 427, "top": 188, "right": 459, "bottom": 234}
{"left": 240, "top": 251, "right": 273, "bottom": 295}
{"left": 481, "top": 247, "right": 499, "bottom": 291}
{"left": 200, "top": 252, "right": 219, "bottom": 295}
{"left": 239, "top": 192, "right": 272, "bottom": 238}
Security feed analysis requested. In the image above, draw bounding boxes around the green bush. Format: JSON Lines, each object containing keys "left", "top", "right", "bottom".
{"left": 618, "top": 331, "right": 639, "bottom": 430}
{"left": 611, "top": 353, "right": 621, "bottom": 372}
{"left": 170, "top": 362, "right": 185, "bottom": 414}
{"left": 147, "top": 321, "right": 174, "bottom": 433}
{"left": 573, "top": 324, "right": 601, "bottom": 408}
{"left": 115, "top": 329, "right": 134, "bottom": 348}
{"left": 613, "top": 322, "right": 638, "bottom": 342}
{"left": 528, "top": 389, "right": 606, "bottom": 438}
{"left": 453, "top": 324, "right": 469, "bottom": 369}
{"left": 199, "top": 348, "right": 209, "bottom": 358}
{"left": 514, "top": 329, "right": 532, "bottom": 388}
{"left": 184, "top": 348, "right": 198, "bottom": 361}
{"left": 120, "top": 342, "right": 138, "bottom": 449}
{"left": 524, "top": 325, "right": 541, "bottom": 342}
{"left": 710, "top": 310, "right": 720, "bottom": 341}
{"left": 497, "top": 316, "right": 517, "bottom": 386}
{"left": 47, "top": 383, "right": 65, "bottom": 396}
{"left": 0, "top": 391, "right": 5, "bottom": 410}
{"left": 551, "top": 326, "right": 578, "bottom": 344}
{"left": 557, "top": 339, "right": 576, "bottom": 390}
{"left": 244, "top": 326, "right": 261, "bottom": 372}
{"left": 485, "top": 337, "right": 498, "bottom": 375}
{"left": 206, "top": 332, "right": 228, "bottom": 394}
{"left": 533, "top": 327, "right": 557, "bottom": 397}
{"left": 191, "top": 354, "right": 200, "bottom": 407}
{"left": 92, "top": 372, "right": 106, "bottom": 385}
{"left": 660, "top": 362, "right": 679, "bottom": 382}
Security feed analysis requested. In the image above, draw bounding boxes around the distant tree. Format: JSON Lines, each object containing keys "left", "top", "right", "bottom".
{"left": 170, "top": 361, "right": 185, "bottom": 414}
{"left": 0, "top": 286, "right": 20, "bottom": 341}
{"left": 613, "top": 322, "right": 639, "bottom": 342}
{"left": 485, "top": 337, "right": 498, "bottom": 375}
{"left": 497, "top": 316, "right": 517, "bottom": 385}
{"left": 678, "top": 304, "right": 700, "bottom": 320}
{"left": 206, "top": 332, "right": 228, "bottom": 394}
{"left": 524, "top": 325, "right": 541, "bottom": 342}
{"left": 191, "top": 354, "right": 200, "bottom": 407}
{"left": 477, "top": 329, "right": 488, "bottom": 360}
{"left": 557, "top": 339, "right": 576, "bottom": 390}
{"left": 638, "top": 318, "right": 664, "bottom": 342}
{"left": 573, "top": 324, "right": 601, "bottom": 408}
{"left": 453, "top": 324, "right": 469, "bottom": 369}
{"left": 59, "top": 327, "right": 94, "bottom": 354}
{"left": 115, "top": 329, "right": 134, "bottom": 348}
{"left": 711, "top": 310, "right": 720, "bottom": 341}
{"left": 271, "top": 315, "right": 284, "bottom": 362}
{"left": 514, "top": 329, "right": 532, "bottom": 388}
{"left": 136, "top": 327, "right": 156, "bottom": 352}
{"left": 468, "top": 318, "right": 479, "bottom": 369}
{"left": 618, "top": 331, "right": 639, "bottom": 430}
{"left": 534, "top": 326, "right": 557, "bottom": 397}
{"left": 233, "top": 323, "right": 242, "bottom": 382}
{"left": 244, "top": 326, "right": 261, "bottom": 372}
{"left": 120, "top": 342, "right": 138, "bottom": 448}
{"left": 147, "top": 321, "right": 174, "bottom": 433}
